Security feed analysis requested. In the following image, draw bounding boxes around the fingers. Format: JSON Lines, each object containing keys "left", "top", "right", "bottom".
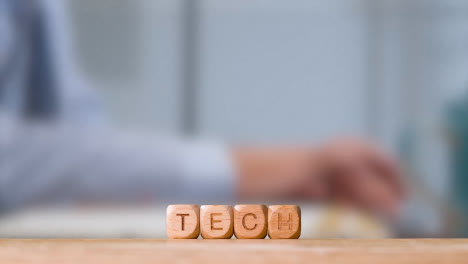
{"left": 352, "top": 166, "right": 402, "bottom": 218}
{"left": 350, "top": 141, "right": 405, "bottom": 198}
{"left": 323, "top": 139, "right": 406, "bottom": 218}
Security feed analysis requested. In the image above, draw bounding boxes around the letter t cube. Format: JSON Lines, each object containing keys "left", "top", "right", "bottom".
{"left": 166, "top": 205, "right": 200, "bottom": 239}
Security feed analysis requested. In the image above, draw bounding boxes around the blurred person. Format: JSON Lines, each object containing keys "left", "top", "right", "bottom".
{"left": 0, "top": 0, "right": 404, "bottom": 217}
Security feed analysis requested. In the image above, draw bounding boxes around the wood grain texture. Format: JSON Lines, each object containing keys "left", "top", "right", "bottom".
{"left": 234, "top": 204, "right": 268, "bottom": 239}
{"left": 200, "top": 205, "right": 234, "bottom": 239}
{"left": 166, "top": 205, "right": 200, "bottom": 239}
{"left": 268, "top": 205, "right": 301, "bottom": 239}
{"left": 1, "top": 239, "right": 468, "bottom": 264}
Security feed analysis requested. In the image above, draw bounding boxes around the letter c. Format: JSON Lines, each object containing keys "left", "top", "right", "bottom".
{"left": 242, "top": 213, "right": 257, "bottom": 230}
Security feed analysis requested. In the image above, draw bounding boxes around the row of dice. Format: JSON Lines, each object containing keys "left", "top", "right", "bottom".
{"left": 166, "top": 204, "right": 301, "bottom": 239}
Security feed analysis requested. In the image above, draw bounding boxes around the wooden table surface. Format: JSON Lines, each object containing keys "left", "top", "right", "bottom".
{"left": 1, "top": 239, "right": 468, "bottom": 264}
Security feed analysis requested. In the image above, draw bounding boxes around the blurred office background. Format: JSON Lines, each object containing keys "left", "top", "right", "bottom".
{"left": 1, "top": 0, "right": 468, "bottom": 238}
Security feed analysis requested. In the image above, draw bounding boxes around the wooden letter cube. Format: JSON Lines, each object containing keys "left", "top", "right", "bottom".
{"left": 268, "top": 205, "right": 301, "bottom": 239}
{"left": 200, "top": 205, "right": 234, "bottom": 239}
{"left": 234, "top": 204, "right": 268, "bottom": 239}
{"left": 166, "top": 204, "right": 200, "bottom": 239}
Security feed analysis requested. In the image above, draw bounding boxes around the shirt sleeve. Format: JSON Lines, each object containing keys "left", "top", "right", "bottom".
{"left": 176, "top": 140, "right": 236, "bottom": 203}
{"left": 0, "top": 115, "right": 235, "bottom": 211}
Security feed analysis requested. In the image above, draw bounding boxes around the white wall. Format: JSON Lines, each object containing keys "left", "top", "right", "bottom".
{"left": 68, "top": 0, "right": 373, "bottom": 142}
{"left": 198, "top": 0, "right": 370, "bottom": 143}
{"left": 68, "top": 0, "right": 184, "bottom": 133}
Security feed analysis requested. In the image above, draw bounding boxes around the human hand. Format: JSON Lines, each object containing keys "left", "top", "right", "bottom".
{"left": 232, "top": 138, "right": 405, "bottom": 218}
